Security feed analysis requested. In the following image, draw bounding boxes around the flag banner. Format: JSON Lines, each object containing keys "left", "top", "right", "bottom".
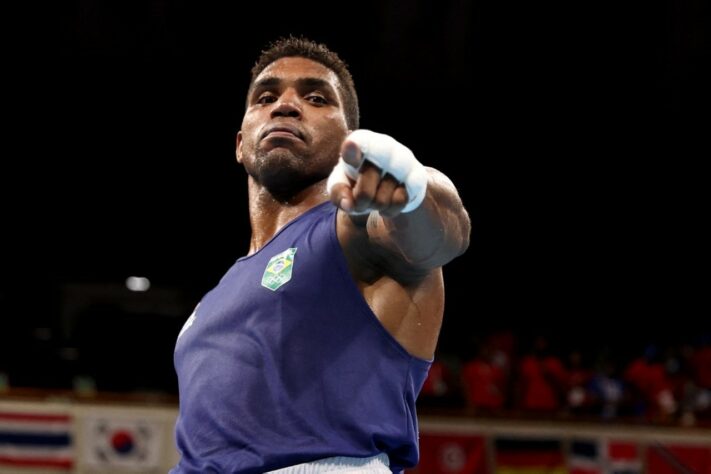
{"left": 494, "top": 437, "right": 565, "bottom": 474}
{"left": 82, "top": 415, "right": 162, "bottom": 470}
{"left": 569, "top": 439, "right": 602, "bottom": 474}
{"left": 647, "top": 443, "right": 711, "bottom": 474}
{"left": 606, "top": 440, "right": 642, "bottom": 474}
{"left": 409, "top": 432, "right": 487, "bottom": 474}
{"left": 0, "top": 410, "right": 74, "bottom": 470}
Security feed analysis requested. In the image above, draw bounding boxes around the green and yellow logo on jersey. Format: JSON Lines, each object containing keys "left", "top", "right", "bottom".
{"left": 261, "top": 248, "right": 297, "bottom": 291}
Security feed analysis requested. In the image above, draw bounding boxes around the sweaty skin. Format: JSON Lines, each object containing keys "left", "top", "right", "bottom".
{"left": 237, "top": 57, "right": 470, "bottom": 360}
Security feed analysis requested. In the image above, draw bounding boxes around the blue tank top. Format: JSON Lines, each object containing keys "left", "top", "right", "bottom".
{"left": 172, "top": 202, "right": 432, "bottom": 474}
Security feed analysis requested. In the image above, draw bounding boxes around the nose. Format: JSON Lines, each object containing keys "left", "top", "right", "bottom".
{"left": 270, "top": 89, "right": 302, "bottom": 119}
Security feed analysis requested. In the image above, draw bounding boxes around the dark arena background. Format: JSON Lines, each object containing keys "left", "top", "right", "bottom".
{"left": 1, "top": 0, "right": 709, "bottom": 472}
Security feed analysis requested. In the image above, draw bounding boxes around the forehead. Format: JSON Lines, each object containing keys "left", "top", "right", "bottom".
{"left": 256, "top": 57, "right": 341, "bottom": 90}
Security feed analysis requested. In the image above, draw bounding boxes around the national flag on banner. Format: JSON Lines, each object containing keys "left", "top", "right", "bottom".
{"left": 646, "top": 443, "right": 711, "bottom": 474}
{"left": 0, "top": 410, "right": 74, "bottom": 470}
{"left": 82, "top": 415, "right": 162, "bottom": 470}
{"left": 409, "top": 432, "right": 487, "bottom": 474}
{"left": 568, "top": 439, "right": 602, "bottom": 474}
{"left": 606, "top": 440, "right": 642, "bottom": 474}
{"left": 494, "top": 437, "right": 565, "bottom": 474}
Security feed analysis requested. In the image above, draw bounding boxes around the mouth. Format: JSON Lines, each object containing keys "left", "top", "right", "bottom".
{"left": 260, "top": 125, "right": 305, "bottom": 142}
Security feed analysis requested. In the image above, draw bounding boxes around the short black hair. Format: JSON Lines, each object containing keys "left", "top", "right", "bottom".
{"left": 249, "top": 36, "right": 360, "bottom": 130}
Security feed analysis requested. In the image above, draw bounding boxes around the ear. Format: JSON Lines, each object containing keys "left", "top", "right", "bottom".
{"left": 236, "top": 131, "right": 243, "bottom": 163}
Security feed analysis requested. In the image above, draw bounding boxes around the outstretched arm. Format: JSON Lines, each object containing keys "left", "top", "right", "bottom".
{"left": 328, "top": 130, "right": 470, "bottom": 275}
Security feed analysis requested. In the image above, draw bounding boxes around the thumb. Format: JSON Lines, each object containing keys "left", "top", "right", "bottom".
{"left": 326, "top": 160, "right": 355, "bottom": 212}
{"left": 329, "top": 183, "right": 355, "bottom": 213}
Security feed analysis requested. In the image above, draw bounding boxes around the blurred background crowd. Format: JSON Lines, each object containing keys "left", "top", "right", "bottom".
{"left": 421, "top": 330, "right": 711, "bottom": 427}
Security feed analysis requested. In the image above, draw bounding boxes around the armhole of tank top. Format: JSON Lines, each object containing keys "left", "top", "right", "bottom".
{"left": 327, "top": 210, "right": 434, "bottom": 367}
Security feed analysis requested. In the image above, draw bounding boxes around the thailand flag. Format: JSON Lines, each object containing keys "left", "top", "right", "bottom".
{"left": 0, "top": 410, "right": 73, "bottom": 470}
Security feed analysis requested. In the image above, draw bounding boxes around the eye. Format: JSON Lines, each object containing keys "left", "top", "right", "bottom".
{"left": 306, "top": 95, "right": 327, "bottom": 105}
{"left": 256, "top": 93, "right": 277, "bottom": 105}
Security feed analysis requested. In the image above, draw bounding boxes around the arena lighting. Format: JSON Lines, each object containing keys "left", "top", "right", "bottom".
{"left": 125, "top": 276, "right": 151, "bottom": 292}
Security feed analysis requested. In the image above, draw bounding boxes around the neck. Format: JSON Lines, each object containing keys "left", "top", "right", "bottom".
{"left": 246, "top": 177, "right": 329, "bottom": 255}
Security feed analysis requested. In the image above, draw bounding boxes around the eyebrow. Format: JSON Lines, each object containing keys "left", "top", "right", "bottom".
{"left": 251, "top": 76, "right": 337, "bottom": 95}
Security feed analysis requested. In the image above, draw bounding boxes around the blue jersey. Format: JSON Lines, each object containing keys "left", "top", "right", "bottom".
{"left": 172, "top": 202, "right": 432, "bottom": 474}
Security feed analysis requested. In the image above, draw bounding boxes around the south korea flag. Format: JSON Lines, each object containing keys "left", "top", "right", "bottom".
{"left": 82, "top": 415, "right": 162, "bottom": 470}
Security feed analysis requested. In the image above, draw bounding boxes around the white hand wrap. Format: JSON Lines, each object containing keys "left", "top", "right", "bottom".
{"left": 326, "top": 129, "right": 428, "bottom": 213}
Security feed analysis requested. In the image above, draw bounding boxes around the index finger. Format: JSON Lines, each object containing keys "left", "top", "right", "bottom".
{"left": 340, "top": 140, "right": 364, "bottom": 170}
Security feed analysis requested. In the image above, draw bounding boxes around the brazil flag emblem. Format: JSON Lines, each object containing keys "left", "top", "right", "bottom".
{"left": 261, "top": 248, "right": 297, "bottom": 291}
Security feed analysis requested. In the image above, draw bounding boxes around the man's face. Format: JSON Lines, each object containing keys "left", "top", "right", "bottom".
{"left": 237, "top": 57, "right": 349, "bottom": 197}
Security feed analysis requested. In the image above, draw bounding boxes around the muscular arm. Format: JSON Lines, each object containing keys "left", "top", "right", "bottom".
{"left": 364, "top": 167, "right": 470, "bottom": 273}
{"left": 331, "top": 133, "right": 470, "bottom": 281}
{"left": 329, "top": 131, "right": 470, "bottom": 359}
